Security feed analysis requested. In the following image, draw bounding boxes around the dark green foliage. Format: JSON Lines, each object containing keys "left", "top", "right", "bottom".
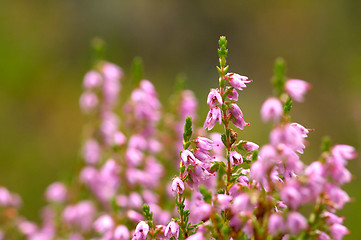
{"left": 183, "top": 117, "right": 193, "bottom": 146}
{"left": 271, "top": 58, "right": 286, "bottom": 97}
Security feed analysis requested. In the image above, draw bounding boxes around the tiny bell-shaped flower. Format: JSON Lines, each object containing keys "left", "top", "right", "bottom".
{"left": 229, "top": 150, "right": 243, "bottom": 165}
{"left": 132, "top": 221, "right": 149, "bottom": 240}
{"left": 203, "top": 106, "right": 222, "bottom": 130}
{"left": 268, "top": 214, "right": 285, "bottom": 235}
{"left": 181, "top": 150, "right": 197, "bottom": 167}
{"left": 165, "top": 221, "right": 179, "bottom": 239}
{"left": 228, "top": 103, "right": 249, "bottom": 130}
{"left": 171, "top": 177, "right": 185, "bottom": 194}
{"left": 260, "top": 97, "right": 283, "bottom": 123}
{"left": 216, "top": 194, "right": 233, "bottom": 210}
{"left": 226, "top": 73, "right": 252, "bottom": 90}
{"left": 83, "top": 70, "right": 102, "bottom": 89}
{"left": 243, "top": 141, "right": 259, "bottom": 152}
{"left": 287, "top": 212, "right": 307, "bottom": 235}
{"left": 196, "top": 137, "right": 213, "bottom": 151}
{"left": 226, "top": 87, "right": 239, "bottom": 101}
{"left": 285, "top": 79, "right": 311, "bottom": 102}
{"left": 93, "top": 214, "right": 114, "bottom": 234}
{"left": 207, "top": 89, "right": 223, "bottom": 107}
{"left": 79, "top": 92, "right": 98, "bottom": 113}
{"left": 329, "top": 223, "right": 349, "bottom": 240}
{"left": 114, "top": 225, "right": 130, "bottom": 240}
{"left": 45, "top": 182, "right": 67, "bottom": 203}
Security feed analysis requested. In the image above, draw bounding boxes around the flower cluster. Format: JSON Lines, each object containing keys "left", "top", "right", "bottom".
{"left": 0, "top": 37, "right": 356, "bottom": 240}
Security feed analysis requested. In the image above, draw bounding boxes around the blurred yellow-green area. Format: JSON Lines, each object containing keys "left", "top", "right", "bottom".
{"left": 1, "top": 0, "right": 361, "bottom": 238}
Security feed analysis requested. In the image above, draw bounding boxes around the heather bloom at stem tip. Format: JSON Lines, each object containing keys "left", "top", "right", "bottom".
{"left": 285, "top": 79, "right": 311, "bottom": 102}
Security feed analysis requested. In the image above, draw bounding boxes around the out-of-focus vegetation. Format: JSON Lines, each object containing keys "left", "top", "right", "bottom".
{"left": 0, "top": 0, "right": 360, "bottom": 239}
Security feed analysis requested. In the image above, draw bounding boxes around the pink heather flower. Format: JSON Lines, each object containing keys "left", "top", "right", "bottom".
{"left": 250, "top": 161, "right": 267, "bottom": 183}
{"left": 331, "top": 144, "right": 357, "bottom": 165}
{"left": 83, "top": 70, "right": 102, "bottom": 89}
{"left": 45, "top": 182, "right": 67, "bottom": 203}
{"left": 181, "top": 150, "right": 197, "bottom": 167}
{"left": 79, "top": 92, "right": 98, "bottom": 113}
{"left": 196, "top": 137, "right": 213, "bottom": 151}
{"left": 93, "top": 214, "right": 114, "bottom": 234}
{"left": 165, "top": 221, "right": 179, "bottom": 239}
{"left": 101, "top": 111, "right": 119, "bottom": 145}
{"left": 243, "top": 219, "right": 254, "bottom": 238}
{"left": 179, "top": 90, "right": 198, "bottom": 119}
{"left": 325, "top": 184, "right": 350, "bottom": 209}
{"left": 207, "top": 89, "right": 223, "bottom": 107}
{"left": 285, "top": 79, "right": 311, "bottom": 102}
{"left": 203, "top": 106, "right": 222, "bottom": 130}
{"left": 128, "top": 192, "right": 143, "bottom": 209}
{"left": 102, "top": 62, "right": 123, "bottom": 81}
{"left": 171, "top": 177, "right": 185, "bottom": 194}
{"left": 243, "top": 141, "right": 259, "bottom": 151}
{"left": 114, "top": 225, "right": 130, "bottom": 240}
{"left": 127, "top": 210, "right": 144, "bottom": 222}
{"left": 260, "top": 98, "right": 283, "bottom": 123}
{"left": 315, "top": 230, "right": 331, "bottom": 240}
{"left": 17, "top": 220, "right": 38, "bottom": 236}
{"left": 0, "top": 187, "right": 13, "bottom": 207}
{"left": 270, "top": 124, "right": 304, "bottom": 152}
{"left": 287, "top": 212, "right": 307, "bottom": 235}
{"left": 229, "top": 150, "right": 243, "bottom": 165}
{"left": 62, "top": 201, "right": 95, "bottom": 231}
{"left": 194, "top": 148, "right": 212, "bottom": 162}
{"left": 68, "top": 233, "right": 84, "bottom": 240}
{"left": 217, "top": 194, "right": 233, "bottom": 210}
{"left": 232, "top": 194, "right": 251, "bottom": 213}
{"left": 290, "top": 123, "right": 310, "bottom": 138}
{"left": 126, "top": 148, "right": 144, "bottom": 167}
{"left": 186, "top": 232, "right": 205, "bottom": 240}
{"left": 268, "top": 214, "right": 285, "bottom": 235}
{"left": 226, "top": 87, "right": 239, "bottom": 101}
{"left": 258, "top": 144, "right": 279, "bottom": 168}
{"left": 322, "top": 211, "right": 344, "bottom": 225}
{"left": 82, "top": 139, "right": 100, "bottom": 165}
{"left": 113, "top": 131, "right": 126, "bottom": 146}
{"left": 228, "top": 103, "right": 248, "bottom": 130}
{"left": 280, "top": 183, "right": 303, "bottom": 210}
{"left": 197, "top": 203, "right": 212, "bottom": 222}
{"left": 329, "top": 223, "right": 349, "bottom": 240}
{"left": 325, "top": 159, "right": 351, "bottom": 185}
{"left": 132, "top": 221, "right": 149, "bottom": 240}
{"left": 226, "top": 73, "right": 252, "bottom": 90}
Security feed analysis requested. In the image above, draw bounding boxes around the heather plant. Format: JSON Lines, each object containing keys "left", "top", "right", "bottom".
{"left": 0, "top": 36, "right": 356, "bottom": 240}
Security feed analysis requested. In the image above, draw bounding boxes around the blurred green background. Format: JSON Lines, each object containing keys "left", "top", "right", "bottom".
{"left": 1, "top": 0, "right": 361, "bottom": 238}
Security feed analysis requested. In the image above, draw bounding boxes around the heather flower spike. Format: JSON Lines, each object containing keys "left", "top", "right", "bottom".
{"left": 0, "top": 36, "right": 356, "bottom": 240}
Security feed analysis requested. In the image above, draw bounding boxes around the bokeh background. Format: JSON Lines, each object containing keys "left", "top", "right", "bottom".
{"left": 1, "top": 0, "right": 361, "bottom": 238}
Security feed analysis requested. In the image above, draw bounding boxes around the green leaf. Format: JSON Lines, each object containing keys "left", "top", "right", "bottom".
{"left": 183, "top": 117, "right": 193, "bottom": 143}
{"left": 321, "top": 136, "right": 331, "bottom": 152}
{"left": 221, "top": 133, "right": 228, "bottom": 147}
{"left": 283, "top": 97, "right": 293, "bottom": 114}
{"left": 131, "top": 57, "right": 144, "bottom": 86}
{"left": 271, "top": 58, "right": 286, "bottom": 97}
{"left": 252, "top": 150, "right": 258, "bottom": 162}
{"left": 199, "top": 185, "right": 212, "bottom": 203}
{"left": 91, "top": 37, "right": 106, "bottom": 64}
